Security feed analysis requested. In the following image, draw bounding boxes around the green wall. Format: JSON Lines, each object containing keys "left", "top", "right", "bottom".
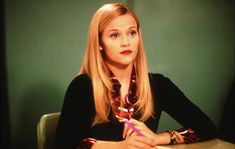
{"left": 5, "top": 0, "right": 234, "bottom": 148}
{"left": 134, "top": 0, "right": 235, "bottom": 132}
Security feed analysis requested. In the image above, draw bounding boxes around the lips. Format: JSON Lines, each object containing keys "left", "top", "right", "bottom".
{"left": 120, "top": 50, "right": 132, "bottom": 55}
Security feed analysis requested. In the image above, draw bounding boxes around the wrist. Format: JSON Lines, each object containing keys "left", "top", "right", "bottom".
{"left": 92, "top": 140, "right": 124, "bottom": 149}
{"left": 167, "top": 130, "right": 184, "bottom": 144}
{"left": 152, "top": 134, "right": 159, "bottom": 146}
{"left": 167, "top": 130, "right": 177, "bottom": 145}
{"left": 153, "top": 132, "right": 172, "bottom": 145}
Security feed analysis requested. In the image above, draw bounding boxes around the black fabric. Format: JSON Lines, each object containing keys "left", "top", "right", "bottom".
{"left": 55, "top": 73, "right": 216, "bottom": 149}
{"left": 217, "top": 79, "right": 235, "bottom": 143}
{"left": 0, "top": 1, "right": 11, "bottom": 148}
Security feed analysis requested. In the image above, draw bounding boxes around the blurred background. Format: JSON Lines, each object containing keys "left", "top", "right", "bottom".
{"left": 1, "top": 0, "right": 234, "bottom": 148}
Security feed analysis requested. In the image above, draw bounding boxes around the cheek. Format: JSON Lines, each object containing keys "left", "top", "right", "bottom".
{"left": 103, "top": 40, "right": 120, "bottom": 53}
{"left": 132, "top": 38, "right": 139, "bottom": 51}
{"left": 102, "top": 38, "right": 118, "bottom": 49}
{"left": 105, "top": 42, "right": 115, "bottom": 49}
{"left": 103, "top": 45, "right": 114, "bottom": 56}
{"left": 102, "top": 43, "right": 117, "bottom": 58}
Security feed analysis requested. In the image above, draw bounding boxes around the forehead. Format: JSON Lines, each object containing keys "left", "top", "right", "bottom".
{"left": 105, "top": 14, "right": 137, "bottom": 30}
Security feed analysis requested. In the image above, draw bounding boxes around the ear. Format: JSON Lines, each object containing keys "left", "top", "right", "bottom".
{"left": 99, "top": 41, "right": 105, "bottom": 51}
{"left": 99, "top": 46, "right": 103, "bottom": 51}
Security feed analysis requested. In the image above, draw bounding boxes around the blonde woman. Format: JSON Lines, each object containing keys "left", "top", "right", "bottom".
{"left": 55, "top": 3, "right": 216, "bottom": 149}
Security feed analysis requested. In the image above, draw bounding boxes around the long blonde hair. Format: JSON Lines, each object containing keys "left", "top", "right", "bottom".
{"left": 80, "top": 3, "right": 154, "bottom": 125}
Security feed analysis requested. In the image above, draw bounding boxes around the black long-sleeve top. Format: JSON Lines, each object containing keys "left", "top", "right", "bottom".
{"left": 55, "top": 73, "right": 216, "bottom": 149}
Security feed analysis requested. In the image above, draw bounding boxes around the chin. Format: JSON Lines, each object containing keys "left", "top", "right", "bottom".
{"left": 119, "top": 59, "right": 135, "bottom": 66}
{"left": 118, "top": 62, "right": 134, "bottom": 68}
{"left": 107, "top": 57, "right": 135, "bottom": 68}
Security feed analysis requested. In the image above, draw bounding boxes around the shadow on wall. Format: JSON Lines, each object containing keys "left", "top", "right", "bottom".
{"left": 13, "top": 82, "right": 63, "bottom": 148}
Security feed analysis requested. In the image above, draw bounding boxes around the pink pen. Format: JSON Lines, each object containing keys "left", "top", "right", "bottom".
{"left": 124, "top": 120, "right": 145, "bottom": 137}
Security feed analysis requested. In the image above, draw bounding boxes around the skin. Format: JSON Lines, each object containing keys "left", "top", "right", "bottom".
{"left": 101, "top": 14, "right": 139, "bottom": 99}
{"left": 92, "top": 14, "right": 171, "bottom": 149}
{"left": 101, "top": 14, "right": 139, "bottom": 70}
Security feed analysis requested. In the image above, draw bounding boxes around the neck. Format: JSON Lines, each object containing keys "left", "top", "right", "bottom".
{"left": 107, "top": 63, "right": 133, "bottom": 85}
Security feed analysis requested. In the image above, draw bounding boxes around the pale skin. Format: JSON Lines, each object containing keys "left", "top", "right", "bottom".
{"left": 92, "top": 14, "right": 171, "bottom": 149}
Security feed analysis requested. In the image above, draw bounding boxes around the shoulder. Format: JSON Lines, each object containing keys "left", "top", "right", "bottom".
{"left": 70, "top": 73, "right": 91, "bottom": 84}
{"left": 148, "top": 73, "right": 169, "bottom": 84}
{"left": 63, "top": 74, "right": 94, "bottom": 109}
{"left": 65, "top": 74, "right": 92, "bottom": 96}
{"left": 148, "top": 73, "right": 179, "bottom": 93}
{"left": 68, "top": 74, "right": 92, "bottom": 88}
{"left": 149, "top": 73, "right": 165, "bottom": 80}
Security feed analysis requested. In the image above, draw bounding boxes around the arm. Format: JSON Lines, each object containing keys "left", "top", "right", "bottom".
{"left": 55, "top": 74, "right": 96, "bottom": 149}
{"left": 92, "top": 134, "right": 159, "bottom": 149}
{"left": 55, "top": 75, "right": 156, "bottom": 149}
{"left": 120, "top": 74, "right": 216, "bottom": 146}
{"left": 155, "top": 74, "right": 216, "bottom": 143}
{"left": 123, "top": 118, "right": 171, "bottom": 146}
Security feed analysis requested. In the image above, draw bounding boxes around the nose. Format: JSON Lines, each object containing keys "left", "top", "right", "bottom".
{"left": 121, "top": 35, "right": 130, "bottom": 47}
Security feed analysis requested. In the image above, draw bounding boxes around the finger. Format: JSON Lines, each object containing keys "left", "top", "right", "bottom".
{"left": 129, "top": 118, "right": 143, "bottom": 126}
{"left": 123, "top": 123, "right": 127, "bottom": 138}
{"left": 130, "top": 128, "right": 158, "bottom": 147}
{"left": 123, "top": 122, "right": 135, "bottom": 138}
{"left": 126, "top": 128, "right": 134, "bottom": 138}
{"left": 134, "top": 134, "right": 156, "bottom": 147}
{"left": 131, "top": 135, "right": 153, "bottom": 149}
{"left": 127, "top": 119, "right": 145, "bottom": 131}
{"left": 151, "top": 146, "right": 158, "bottom": 149}
{"left": 133, "top": 143, "right": 152, "bottom": 149}
{"left": 124, "top": 120, "right": 145, "bottom": 138}
{"left": 130, "top": 122, "right": 154, "bottom": 138}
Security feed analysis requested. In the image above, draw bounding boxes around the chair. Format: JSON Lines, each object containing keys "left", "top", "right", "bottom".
{"left": 37, "top": 112, "right": 61, "bottom": 149}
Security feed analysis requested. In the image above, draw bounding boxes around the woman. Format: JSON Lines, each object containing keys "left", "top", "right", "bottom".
{"left": 55, "top": 3, "right": 216, "bottom": 149}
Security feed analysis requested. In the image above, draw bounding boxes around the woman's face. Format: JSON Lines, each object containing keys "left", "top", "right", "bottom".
{"left": 101, "top": 14, "right": 139, "bottom": 69}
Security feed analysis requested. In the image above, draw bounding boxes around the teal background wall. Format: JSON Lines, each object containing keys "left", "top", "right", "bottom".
{"left": 5, "top": 0, "right": 234, "bottom": 148}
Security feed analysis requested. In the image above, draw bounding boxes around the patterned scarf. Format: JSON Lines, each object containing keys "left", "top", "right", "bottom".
{"left": 79, "top": 70, "right": 137, "bottom": 149}
{"left": 109, "top": 68, "right": 137, "bottom": 122}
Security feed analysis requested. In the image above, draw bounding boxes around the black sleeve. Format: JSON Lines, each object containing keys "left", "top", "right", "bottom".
{"left": 55, "top": 74, "right": 96, "bottom": 149}
{"left": 153, "top": 74, "right": 216, "bottom": 141}
{"left": 217, "top": 79, "right": 235, "bottom": 143}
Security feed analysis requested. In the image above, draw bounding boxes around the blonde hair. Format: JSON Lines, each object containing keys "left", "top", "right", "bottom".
{"left": 80, "top": 3, "right": 154, "bottom": 125}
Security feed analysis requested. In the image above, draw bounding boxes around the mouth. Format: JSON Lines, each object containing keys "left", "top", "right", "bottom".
{"left": 120, "top": 50, "right": 132, "bottom": 55}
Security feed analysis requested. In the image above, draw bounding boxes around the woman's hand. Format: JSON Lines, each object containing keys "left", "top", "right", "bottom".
{"left": 92, "top": 118, "right": 171, "bottom": 149}
{"left": 122, "top": 119, "right": 158, "bottom": 148}
{"left": 119, "top": 133, "right": 157, "bottom": 149}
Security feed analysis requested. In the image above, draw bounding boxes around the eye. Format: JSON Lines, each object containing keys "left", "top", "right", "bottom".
{"left": 110, "top": 33, "right": 119, "bottom": 39}
{"left": 129, "top": 30, "right": 137, "bottom": 36}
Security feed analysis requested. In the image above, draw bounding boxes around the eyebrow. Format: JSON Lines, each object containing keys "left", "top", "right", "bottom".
{"left": 108, "top": 26, "right": 137, "bottom": 33}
